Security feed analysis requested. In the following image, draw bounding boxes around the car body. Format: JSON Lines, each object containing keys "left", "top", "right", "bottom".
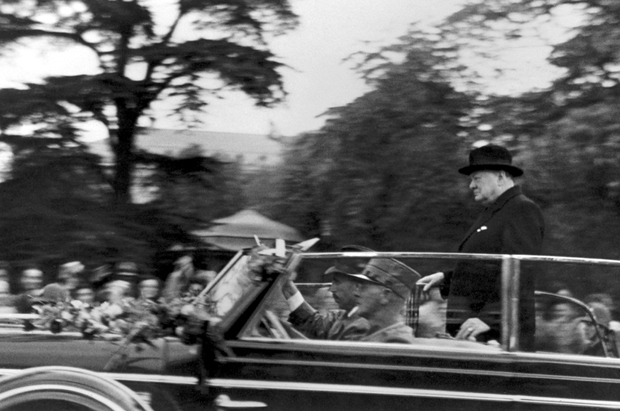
{"left": 1, "top": 247, "right": 620, "bottom": 411}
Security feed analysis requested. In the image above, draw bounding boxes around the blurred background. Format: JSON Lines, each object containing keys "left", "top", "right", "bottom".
{"left": 0, "top": 0, "right": 618, "bottom": 300}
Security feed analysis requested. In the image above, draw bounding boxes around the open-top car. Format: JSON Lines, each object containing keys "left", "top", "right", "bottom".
{"left": 0, "top": 243, "right": 620, "bottom": 411}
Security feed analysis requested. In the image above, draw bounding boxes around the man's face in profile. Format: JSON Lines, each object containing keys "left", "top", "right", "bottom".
{"left": 469, "top": 170, "right": 502, "bottom": 205}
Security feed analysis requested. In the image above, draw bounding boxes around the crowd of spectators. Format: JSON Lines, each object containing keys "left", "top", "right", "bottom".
{"left": 535, "top": 283, "right": 620, "bottom": 356}
{"left": 0, "top": 256, "right": 218, "bottom": 315}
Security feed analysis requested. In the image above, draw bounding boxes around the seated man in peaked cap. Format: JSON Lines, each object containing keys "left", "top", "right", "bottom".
{"left": 354, "top": 258, "right": 421, "bottom": 344}
{"left": 281, "top": 247, "right": 370, "bottom": 341}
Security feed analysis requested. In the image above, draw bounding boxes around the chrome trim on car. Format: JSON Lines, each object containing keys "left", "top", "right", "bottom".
{"left": 104, "top": 373, "right": 199, "bottom": 385}
{"left": 220, "top": 356, "right": 620, "bottom": 385}
{"left": 0, "top": 383, "right": 132, "bottom": 411}
{"left": 207, "top": 379, "right": 620, "bottom": 409}
{"left": 301, "top": 252, "right": 620, "bottom": 267}
{"left": 229, "top": 339, "right": 505, "bottom": 361}
{"left": 0, "top": 368, "right": 198, "bottom": 385}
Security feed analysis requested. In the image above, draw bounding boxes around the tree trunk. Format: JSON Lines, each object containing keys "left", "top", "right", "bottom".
{"left": 113, "top": 104, "right": 139, "bottom": 205}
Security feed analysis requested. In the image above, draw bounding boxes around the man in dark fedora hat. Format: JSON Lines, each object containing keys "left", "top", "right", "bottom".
{"left": 355, "top": 258, "right": 421, "bottom": 344}
{"left": 417, "top": 144, "right": 544, "bottom": 349}
{"left": 281, "top": 246, "right": 371, "bottom": 340}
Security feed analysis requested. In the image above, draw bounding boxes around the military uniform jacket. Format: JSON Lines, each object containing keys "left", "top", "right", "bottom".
{"left": 360, "top": 322, "right": 415, "bottom": 344}
{"left": 288, "top": 301, "right": 370, "bottom": 341}
{"left": 442, "top": 185, "right": 545, "bottom": 344}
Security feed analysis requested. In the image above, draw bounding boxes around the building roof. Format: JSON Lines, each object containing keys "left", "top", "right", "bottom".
{"left": 192, "top": 209, "right": 304, "bottom": 250}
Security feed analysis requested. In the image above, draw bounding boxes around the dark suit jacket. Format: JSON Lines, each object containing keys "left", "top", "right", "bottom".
{"left": 442, "top": 185, "right": 544, "bottom": 347}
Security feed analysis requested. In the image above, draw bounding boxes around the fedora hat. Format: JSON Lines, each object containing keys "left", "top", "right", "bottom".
{"left": 355, "top": 258, "right": 421, "bottom": 299}
{"left": 458, "top": 144, "right": 523, "bottom": 177}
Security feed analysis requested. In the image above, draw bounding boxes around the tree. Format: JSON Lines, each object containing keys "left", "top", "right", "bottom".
{"left": 0, "top": 0, "right": 297, "bottom": 204}
{"left": 443, "top": 0, "right": 620, "bottom": 107}
{"left": 142, "top": 143, "right": 246, "bottom": 227}
{"left": 270, "top": 28, "right": 477, "bottom": 251}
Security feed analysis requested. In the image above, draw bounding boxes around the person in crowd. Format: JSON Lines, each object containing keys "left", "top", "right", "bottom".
{"left": 89, "top": 264, "right": 114, "bottom": 303}
{"left": 186, "top": 276, "right": 209, "bottom": 299}
{"left": 280, "top": 251, "right": 370, "bottom": 341}
{"left": 14, "top": 267, "right": 45, "bottom": 313}
{"left": 577, "top": 301, "right": 618, "bottom": 357}
{"left": 36, "top": 283, "right": 70, "bottom": 304}
{"left": 193, "top": 262, "right": 218, "bottom": 287}
{"left": 20, "top": 266, "right": 44, "bottom": 293}
{"left": 74, "top": 281, "right": 96, "bottom": 305}
{"left": 162, "top": 255, "right": 195, "bottom": 301}
{"left": 49, "top": 261, "right": 85, "bottom": 299}
{"left": 0, "top": 261, "right": 10, "bottom": 294}
{"left": 353, "top": 258, "right": 420, "bottom": 344}
{"left": 137, "top": 275, "right": 161, "bottom": 303}
{"left": 0, "top": 262, "right": 15, "bottom": 313}
{"left": 0, "top": 264, "right": 15, "bottom": 313}
{"left": 535, "top": 297, "right": 583, "bottom": 354}
{"left": 102, "top": 261, "right": 140, "bottom": 303}
{"left": 417, "top": 144, "right": 544, "bottom": 349}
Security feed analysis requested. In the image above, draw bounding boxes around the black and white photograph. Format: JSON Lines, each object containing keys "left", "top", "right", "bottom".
{"left": 0, "top": 0, "right": 619, "bottom": 410}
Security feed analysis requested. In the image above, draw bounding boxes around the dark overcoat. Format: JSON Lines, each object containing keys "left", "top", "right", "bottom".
{"left": 442, "top": 185, "right": 545, "bottom": 348}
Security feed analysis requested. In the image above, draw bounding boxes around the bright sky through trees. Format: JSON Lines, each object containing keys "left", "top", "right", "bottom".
{"left": 0, "top": 0, "right": 563, "bottom": 138}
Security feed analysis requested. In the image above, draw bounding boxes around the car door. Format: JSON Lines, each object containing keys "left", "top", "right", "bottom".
{"left": 202, "top": 252, "right": 515, "bottom": 411}
{"left": 202, "top": 251, "right": 620, "bottom": 411}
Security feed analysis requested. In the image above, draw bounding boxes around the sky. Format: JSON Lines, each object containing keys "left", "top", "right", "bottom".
{"left": 0, "top": 0, "right": 560, "bottom": 138}
{"left": 164, "top": 0, "right": 470, "bottom": 137}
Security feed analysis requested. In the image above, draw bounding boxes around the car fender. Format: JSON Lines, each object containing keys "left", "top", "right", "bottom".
{"left": 0, "top": 366, "right": 154, "bottom": 411}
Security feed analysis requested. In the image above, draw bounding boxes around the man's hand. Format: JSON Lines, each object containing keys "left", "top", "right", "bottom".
{"left": 281, "top": 279, "right": 299, "bottom": 300}
{"left": 455, "top": 317, "right": 490, "bottom": 341}
{"left": 416, "top": 272, "right": 445, "bottom": 298}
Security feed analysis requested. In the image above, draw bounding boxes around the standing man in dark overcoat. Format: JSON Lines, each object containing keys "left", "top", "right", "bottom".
{"left": 417, "top": 144, "right": 544, "bottom": 349}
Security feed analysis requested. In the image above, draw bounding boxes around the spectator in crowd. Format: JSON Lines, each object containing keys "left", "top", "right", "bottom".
{"left": 550, "top": 281, "right": 574, "bottom": 298}
{"left": 74, "top": 281, "right": 96, "bottom": 305}
{"left": 137, "top": 275, "right": 161, "bottom": 303}
{"left": 0, "top": 278, "right": 15, "bottom": 314}
{"left": 354, "top": 258, "right": 420, "bottom": 344}
{"left": 14, "top": 267, "right": 44, "bottom": 313}
{"left": 535, "top": 298, "right": 583, "bottom": 354}
{"left": 577, "top": 301, "right": 618, "bottom": 357}
{"left": 0, "top": 261, "right": 10, "bottom": 294}
{"left": 102, "top": 262, "right": 139, "bottom": 303}
{"left": 162, "top": 255, "right": 195, "bottom": 301}
{"left": 20, "top": 267, "right": 44, "bottom": 293}
{"left": 37, "top": 283, "right": 70, "bottom": 304}
{"left": 59, "top": 261, "right": 84, "bottom": 295}
{"left": 186, "top": 276, "right": 209, "bottom": 299}
{"left": 193, "top": 262, "right": 218, "bottom": 287}
{"left": 89, "top": 264, "right": 114, "bottom": 303}
{"left": 584, "top": 293, "right": 620, "bottom": 342}
{"left": 45, "top": 261, "right": 85, "bottom": 299}
{"left": 0, "top": 262, "right": 14, "bottom": 313}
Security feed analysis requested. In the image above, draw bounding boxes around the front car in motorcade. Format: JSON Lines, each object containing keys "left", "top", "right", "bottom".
{"left": 0, "top": 245, "right": 620, "bottom": 411}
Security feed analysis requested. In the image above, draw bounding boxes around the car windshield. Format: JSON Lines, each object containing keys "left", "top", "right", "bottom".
{"left": 199, "top": 251, "right": 269, "bottom": 323}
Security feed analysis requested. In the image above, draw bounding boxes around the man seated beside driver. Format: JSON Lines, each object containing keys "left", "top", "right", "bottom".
{"left": 281, "top": 258, "right": 370, "bottom": 341}
{"left": 282, "top": 254, "right": 420, "bottom": 344}
{"left": 354, "top": 258, "right": 420, "bottom": 344}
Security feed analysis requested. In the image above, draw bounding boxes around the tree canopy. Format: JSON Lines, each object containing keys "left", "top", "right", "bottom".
{"left": 0, "top": 0, "right": 297, "bottom": 203}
